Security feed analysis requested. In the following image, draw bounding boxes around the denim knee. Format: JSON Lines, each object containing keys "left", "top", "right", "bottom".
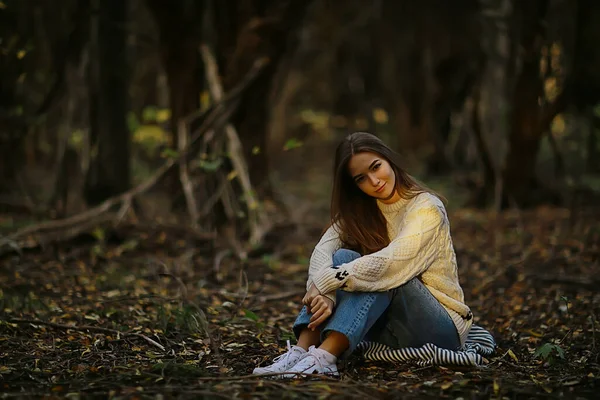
{"left": 333, "top": 249, "right": 361, "bottom": 266}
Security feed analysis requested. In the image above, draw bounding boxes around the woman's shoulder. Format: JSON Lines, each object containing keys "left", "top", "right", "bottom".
{"left": 409, "top": 192, "right": 444, "bottom": 209}
{"left": 405, "top": 192, "right": 448, "bottom": 222}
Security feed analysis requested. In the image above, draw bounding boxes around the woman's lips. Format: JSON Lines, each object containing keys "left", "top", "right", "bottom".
{"left": 375, "top": 182, "right": 386, "bottom": 193}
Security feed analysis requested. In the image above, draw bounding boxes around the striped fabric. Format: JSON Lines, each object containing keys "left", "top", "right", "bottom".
{"left": 356, "top": 325, "right": 496, "bottom": 367}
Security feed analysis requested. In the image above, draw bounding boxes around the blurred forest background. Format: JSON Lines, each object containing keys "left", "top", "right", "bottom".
{"left": 1, "top": 0, "right": 600, "bottom": 242}
{"left": 1, "top": 0, "right": 599, "bottom": 398}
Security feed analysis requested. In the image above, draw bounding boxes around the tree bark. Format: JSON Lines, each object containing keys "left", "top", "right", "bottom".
{"left": 214, "top": 0, "right": 313, "bottom": 197}
{"left": 144, "top": 0, "right": 206, "bottom": 207}
{"left": 501, "top": 0, "right": 550, "bottom": 207}
{"left": 84, "top": 0, "right": 130, "bottom": 205}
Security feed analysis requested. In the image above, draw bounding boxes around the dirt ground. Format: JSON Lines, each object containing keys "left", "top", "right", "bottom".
{"left": 1, "top": 202, "right": 599, "bottom": 399}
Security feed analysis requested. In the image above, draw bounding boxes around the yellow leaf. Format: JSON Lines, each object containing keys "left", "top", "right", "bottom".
{"left": 508, "top": 349, "right": 519, "bottom": 362}
{"left": 0, "top": 366, "right": 13, "bottom": 374}
{"left": 156, "top": 108, "right": 171, "bottom": 123}
{"left": 227, "top": 170, "right": 238, "bottom": 181}
{"left": 200, "top": 91, "right": 211, "bottom": 110}
{"left": 17, "top": 50, "right": 26, "bottom": 59}
{"left": 493, "top": 380, "right": 500, "bottom": 395}
{"left": 373, "top": 108, "right": 389, "bottom": 124}
{"left": 440, "top": 381, "right": 453, "bottom": 390}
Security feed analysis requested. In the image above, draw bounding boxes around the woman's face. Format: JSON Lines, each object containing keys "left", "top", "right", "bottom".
{"left": 347, "top": 151, "right": 400, "bottom": 203}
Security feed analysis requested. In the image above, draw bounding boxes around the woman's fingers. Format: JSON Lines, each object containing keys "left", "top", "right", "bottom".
{"left": 308, "top": 306, "right": 332, "bottom": 330}
{"left": 307, "top": 298, "right": 333, "bottom": 330}
{"left": 310, "top": 296, "right": 322, "bottom": 310}
{"left": 302, "top": 293, "right": 310, "bottom": 305}
{"left": 309, "top": 302, "right": 325, "bottom": 322}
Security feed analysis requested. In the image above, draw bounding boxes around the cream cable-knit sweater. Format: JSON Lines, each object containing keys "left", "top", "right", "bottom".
{"left": 307, "top": 192, "right": 473, "bottom": 345}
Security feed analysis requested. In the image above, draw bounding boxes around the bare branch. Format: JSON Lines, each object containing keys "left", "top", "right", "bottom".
{"left": 178, "top": 119, "right": 200, "bottom": 228}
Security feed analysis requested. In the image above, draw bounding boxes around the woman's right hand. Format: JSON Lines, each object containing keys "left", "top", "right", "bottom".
{"left": 307, "top": 295, "right": 334, "bottom": 330}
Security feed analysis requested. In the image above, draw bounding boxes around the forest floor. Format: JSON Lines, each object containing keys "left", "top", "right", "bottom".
{"left": 1, "top": 202, "right": 599, "bottom": 399}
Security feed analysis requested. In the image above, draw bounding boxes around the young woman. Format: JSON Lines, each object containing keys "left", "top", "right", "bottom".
{"left": 253, "top": 132, "right": 473, "bottom": 377}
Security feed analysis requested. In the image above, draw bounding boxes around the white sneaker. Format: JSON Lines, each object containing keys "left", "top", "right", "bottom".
{"left": 283, "top": 346, "right": 339, "bottom": 378}
{"left": 252, "top": 340, "right": 308, "bottom": 376}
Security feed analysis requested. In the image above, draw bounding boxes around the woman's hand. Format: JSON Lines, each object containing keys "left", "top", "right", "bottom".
{"left": 307, "top": 295, "right": 334, "bottom": 331}
{"left": 302, "top": 283, "right": 321, "bottom": 310}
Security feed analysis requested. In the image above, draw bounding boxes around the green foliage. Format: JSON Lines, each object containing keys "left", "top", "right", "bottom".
{"left": 243, "top": 309, "right": 259, "bottom": 322}
{"left": 279, "top": 328, "right": 296, "bottom": 342}
{"left": 283, "top": 138, "right": 303, "bottom": 151}
{"left": 243, "top": 308, "right": 265, "bottom": 330}
{"left": 261, "top": 254, "right": 281, "bottom": 271}
{"left": 157, "top": 303, "right": 208, "bottom": 337}
{"left": 196, "top": 157, "right": 223, "bottom": 172}
{"left": 141, "top": 106, "right": 170, "bottom": 124}
{"left": 160, "top": 148, "right": 179, "bottom": 159}
{"left": 534, "top": 343, "right": 565, "bottom": 364}
{"left": 127, "top": 112, "right": 140, "bottom": 133}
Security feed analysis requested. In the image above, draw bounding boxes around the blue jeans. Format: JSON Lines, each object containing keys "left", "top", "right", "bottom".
{"left": 293, "top": 249, "right": 460, "bottom": 358}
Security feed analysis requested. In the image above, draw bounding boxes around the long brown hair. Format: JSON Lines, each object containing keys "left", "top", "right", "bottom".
{"left": 330, "top": 132, "right": 439, "bottom": 255}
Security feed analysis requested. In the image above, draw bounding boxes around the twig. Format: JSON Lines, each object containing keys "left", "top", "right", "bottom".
{"left": 115, "top": 196, "right": 132, "bottom": 225}
{"left": 199, "top": 179, "right": 229, "bottom": 217}
{"left": 158, "top": 272, "right": 189, "bottom": 300}
{"left": 213, "top": 249, "right": 232, "bottom": 282}
{"left": 7, "top": 318, "right": 166, "bottom": 352}
{"left": 178, "top": 119, "right": 200, "bottom": 229}
{"left": 200, "top": 44, "right": 268, "bottom": 246}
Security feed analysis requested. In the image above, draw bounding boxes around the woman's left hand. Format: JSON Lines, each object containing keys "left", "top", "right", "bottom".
{"left": 308, "top": 295, "right": 334, "bottom": 330}
{"left": 302, "top": 283, "right": 321, "bottom": 312}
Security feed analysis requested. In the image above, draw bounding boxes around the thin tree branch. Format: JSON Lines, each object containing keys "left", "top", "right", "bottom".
{"left": 178, "top": 119, "right": 200, "bottom": 228}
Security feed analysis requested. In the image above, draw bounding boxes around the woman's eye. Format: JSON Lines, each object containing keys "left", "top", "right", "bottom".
{"left": 355, "top": 176, "right": 365, "bottom": 184}
{"left": 373, "top": 163, "right": 381, "bottom": 170}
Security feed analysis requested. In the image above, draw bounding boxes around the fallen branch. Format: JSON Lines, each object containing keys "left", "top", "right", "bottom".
{"left": 7, "top": 318, "right": 166, "bottom": 352}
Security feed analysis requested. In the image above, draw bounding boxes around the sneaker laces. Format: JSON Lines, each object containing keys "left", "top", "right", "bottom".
{"left": 271, "top": 340, "right": 294, "bottom": 366}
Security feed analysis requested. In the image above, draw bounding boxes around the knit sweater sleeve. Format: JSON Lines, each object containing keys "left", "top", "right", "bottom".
{"left": 307, "top": 224, "right": 343, "bottom": 304}
{"left": 312, "top": 198, "right": 443, "bottom": 294}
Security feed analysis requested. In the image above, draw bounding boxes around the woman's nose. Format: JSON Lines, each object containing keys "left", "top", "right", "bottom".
{"left": 369, "top": 174, "right": 379, "bottom": 186}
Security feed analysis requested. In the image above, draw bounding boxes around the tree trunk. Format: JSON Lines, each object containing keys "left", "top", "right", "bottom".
{"left": 84, "top": 0, "right": 130, "bottom": 205}
{"left": 214, "top": 0, "right": 313, "bottom": 197}
{"left": 145, "top": 0, "right": 204, "bottom": 204}
{"left": 501, "top": 0, "right": 549, "bottom": 207}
